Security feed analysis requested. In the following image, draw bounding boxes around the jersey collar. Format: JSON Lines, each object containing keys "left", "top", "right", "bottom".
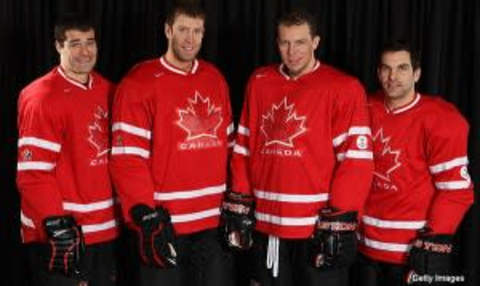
{"left": 278, "top": 60, "right": 320, "bottom": 80}
{"left": 57, "top": 67, "right": 93, "bottom": 90}
{"left": 384, "top": 92, "right": 421, "bottom": 114}
{"left": 160, "top": 56, "right": 199, "bottom": 76}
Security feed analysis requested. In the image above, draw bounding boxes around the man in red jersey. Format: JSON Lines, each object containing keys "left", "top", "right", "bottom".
{"left": 223, "top": 9, "right": 374, "bottom": 286}
{"left": 356, "top": 40, "right": 474, "bottom": 285}
{"left": 17, "top": 14, "right": 119, "bottom": 286}
{"left": 109, "top": 3, "right": 235, "bottom": 286}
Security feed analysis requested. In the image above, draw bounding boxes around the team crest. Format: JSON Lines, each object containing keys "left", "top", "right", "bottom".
{"left": 88, "top": 105, "right": 109, "bottom": 165}
{"left": 260, "top": 97, "right": 306, "bottom": 147}
{"left": 372, "top": 128, "right": 401, "bottom": 190}
{"left": 176, "top": 91, "right": 223, "bottom": 150}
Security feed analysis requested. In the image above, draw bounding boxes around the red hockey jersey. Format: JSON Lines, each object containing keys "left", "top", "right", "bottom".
{"left": 110, "top": 57, "right": 233, "bottom": 235}
{"left": 17, "top": 67, "right": 119, "bottom": 245}
{"left": 358, "top": 92, "right": 474, "bottom": 264}
{"left": 230, "top": 62, "right": 374, "bottom": 239}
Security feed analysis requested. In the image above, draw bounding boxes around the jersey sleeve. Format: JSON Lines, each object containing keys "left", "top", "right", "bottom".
{"left": 109, "top": 76, "right": 156, "bottom": 224}
{"left": 425, "top": 110, "right": 474, "bottom": 234}
{"left": 329, "top": 80, "right": 374, "bottom": 212}
{"left": 16, "top": 90, "right": 66, "bottom": 238}
{"left": 230, "top": 76, "right": 258, "bottom": 195}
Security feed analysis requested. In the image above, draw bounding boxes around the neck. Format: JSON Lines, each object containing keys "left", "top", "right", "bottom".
{"left": 164, "top": 51, "right": 193, "bottom": 72}
{"left": 288, "top": 58, "right": 316, "bottom": 80}
{"left": 385, "top": 90, "right": 416, "bottom": 110}
{"left": 60, "top": 64, "right": 89, "bottom": 84}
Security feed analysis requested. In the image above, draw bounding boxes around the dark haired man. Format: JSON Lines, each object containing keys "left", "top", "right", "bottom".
{"left": 17, "top": 14, "right": 119, "bottom": 286}
{"left": 356, "top": 40, "right": 474, "bottom": 285}
{"left": 110, "top": 3, "right": 235, "bottom": 286}
{"left": 224, "top": 9, "right": 374, "bottom": 286}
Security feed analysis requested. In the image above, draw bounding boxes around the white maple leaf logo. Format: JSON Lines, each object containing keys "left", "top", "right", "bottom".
{"left": 88, "top": 105, "right": 109, "bottom": 157}
{"left": 176, "top": 91, "right": 223, "bottom": 141}
{"left": 260, "top": 97, "right": 307, "bottom": 147}
{"left": 372, "top": 128, "right": 401, "bottom": 181}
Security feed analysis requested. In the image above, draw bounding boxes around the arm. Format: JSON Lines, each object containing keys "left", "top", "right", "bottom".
{"left": 329, "top": 81, "right": 374, "bottom": 213}
{"left": 425, "top": 110, "right": 473, "bottom": 234}
{"left": 16, "top": 90, "right": 66, "bottom": 240}
{"left": 109, "top": 77, "right": 156, "bottom": 225}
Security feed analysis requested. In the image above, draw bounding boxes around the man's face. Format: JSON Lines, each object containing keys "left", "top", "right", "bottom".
{"left": 165, "top": 14, "right": 205, "bottom": 63}
{"left": 377, "top": 51, "right": 421, "bottom": 100}
{"left": 56, "top": 28, "right": 97, "bottom": 76}
{"left": 277, "top": 23, "right": 319, "bottom": 78}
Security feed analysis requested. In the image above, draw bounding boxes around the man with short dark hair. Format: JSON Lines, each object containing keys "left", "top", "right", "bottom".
{"left": 109, "top": 3, "right": 235, "bottom": 286}
{"left": 225, "top": 9, "right": 374, "bottom": 286}
{"left": 17, "top": 14, "right": 119, "bottom": 286}
{"left": 356, "top": 40, "right": 474, "bottom": 285}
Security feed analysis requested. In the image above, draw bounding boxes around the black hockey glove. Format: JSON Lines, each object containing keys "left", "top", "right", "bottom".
{"left": 43, "top": 215, "right": 85, "bottom": 277}
{"left": 310, "top": 207, "right": 358, "bottom": 269}
{"left": 408, "top": 229, "right": 455, "bottom": 275}
{"left": 131, "top": 204, "right": 177, "bottom": 268}
{"left": 221, "top": 191, "right": 255, "bottom": 250}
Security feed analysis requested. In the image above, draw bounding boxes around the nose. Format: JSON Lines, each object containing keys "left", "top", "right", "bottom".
{"left": 388, "top": 69, "right": 397, "bottom": 81}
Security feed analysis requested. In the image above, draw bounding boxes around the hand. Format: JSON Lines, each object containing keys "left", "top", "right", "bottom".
{"left": 221, "top": 191, "right": 255, "bottom": 250}
{"left": 310, "top": 207, "right": 358, "bottom": 269}
{"left": 43, "top": 215, "right": 85, "bottom": 276}
{"left": 131, "top": 204, "right": 178, "bottom": 268}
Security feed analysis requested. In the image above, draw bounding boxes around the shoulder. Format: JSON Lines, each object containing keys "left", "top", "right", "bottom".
{"left": 121, "top": 58, "right": 162, "bottom": 84}
{"left": 197, "top": 60, "right": 227, "bottom": 82}
{"left": 421, "top": 95, "right": 469, "bottom": 133}
{"left": 316, "top": 64, "right": 364, "bottom": 91}
{"left": 247, "top": 65, "right": 279, "bottom": 85}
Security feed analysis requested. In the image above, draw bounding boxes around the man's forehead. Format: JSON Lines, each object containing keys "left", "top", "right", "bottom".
{"left": 172, "top": 14, "right": 205, "bottom": 27}
{"left": 277, "top": 23, "right": 312, "bottom": 39}
{"left": 64, "top": 29, "right": 95, "bottom": 41}
{"left": 381, "top": 50, "right": 412, "bottom": 65}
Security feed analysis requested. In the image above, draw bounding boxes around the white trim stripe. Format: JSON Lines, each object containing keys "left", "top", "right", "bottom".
{"left": 57, "top": 67, "right": 92, "bottom": 90}
{"left": 112, "top": 122, "right": 151, "bottom": 140}
{"left": 227, "top": 123, "right": 235, "bottom": 136}
{"left": 233, "top": 144, "right": 250, "bottom": 156}
{"left": 18, "top": 137, "right": 61, "bottom": 152}
{"left": 238, "top": 125, "right": 250, "bottom": 136}
{"left": 255, "top": 212, "right": 317, "bottom": 226}
{"left": 362, "top": 215, "right": 426, "bottom": 230}
{"left": 429, "top": 156, "right": 468, "bottom": 174}
{"left": 17, "top": 162, "right": 55, "bottom": 171}
{"left": 336, "top": 150, "right": 373, "bottom": 161}
{"left": 332, "top": 126, "right": 372, "bottom": 147}
{"left": 160, "top": 57, "right": 199, "bottom": 75}
{"left": 389, "top": 93, "right": 421, "bottom": 114}
{"left": 228, "top": 141, "right": 235, "bottom": 148}
{"left": 81, "top": 219, "right": 118, "bottom": 234}
{"left": 111, "top": 146, "right": 150, "bottom": 158}
{"left": 359, "top": 235, "right": 410, "bottom": 252}
{"left": 171, "top": 208, "right": 220, "bottom": 223}
{"left": 21, "top": 211, "right": 35, "bottom": 229}
{"left": 154, "top": 184, "right": 226, "bottom": 201}
{"left": 435, "top": 181, "right": 471, "bottom": 190}
{"left": 254, "top": 190, "right": 329, "bottom": 203}
{"left": 63, "top": 198, "right": 115, "bottom": 213}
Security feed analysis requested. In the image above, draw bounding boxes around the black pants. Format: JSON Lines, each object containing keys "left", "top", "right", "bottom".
{"left": 130, "top": 228, "right": 235, "bottom": 286}
{"left": 250, "top": 232, "right": 349, "bottom": 286}
{"left": 26, "top": 240, "right": 118, "bottom": 286}
{"left": 354, "top": 253, "right": 407, "bottom": 286}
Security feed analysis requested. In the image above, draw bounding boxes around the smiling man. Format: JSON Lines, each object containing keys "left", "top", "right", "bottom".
{"left": 224, "top": 9, "right": 373, "bottom": 286}
{"left": 109, "top": 3, "right": 235, "bottom": 286}
{"left": 356, "top": 40, "right": 474, "bottom": 286}
{"left": 16, "top": 14, "right": 118, "bottom": 286}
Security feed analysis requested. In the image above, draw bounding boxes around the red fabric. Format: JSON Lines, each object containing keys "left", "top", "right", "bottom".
{"left": 359, "top": 92, "right": 474, "bottom": 264}
{"left": 230, "top": 63, "right": 374, "bottom": 239}
{"left": 110, "top": 57, "right": 233, "bottom": 235}
{"left": 17, "top": 67, "right": 118, "bottom": 244}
